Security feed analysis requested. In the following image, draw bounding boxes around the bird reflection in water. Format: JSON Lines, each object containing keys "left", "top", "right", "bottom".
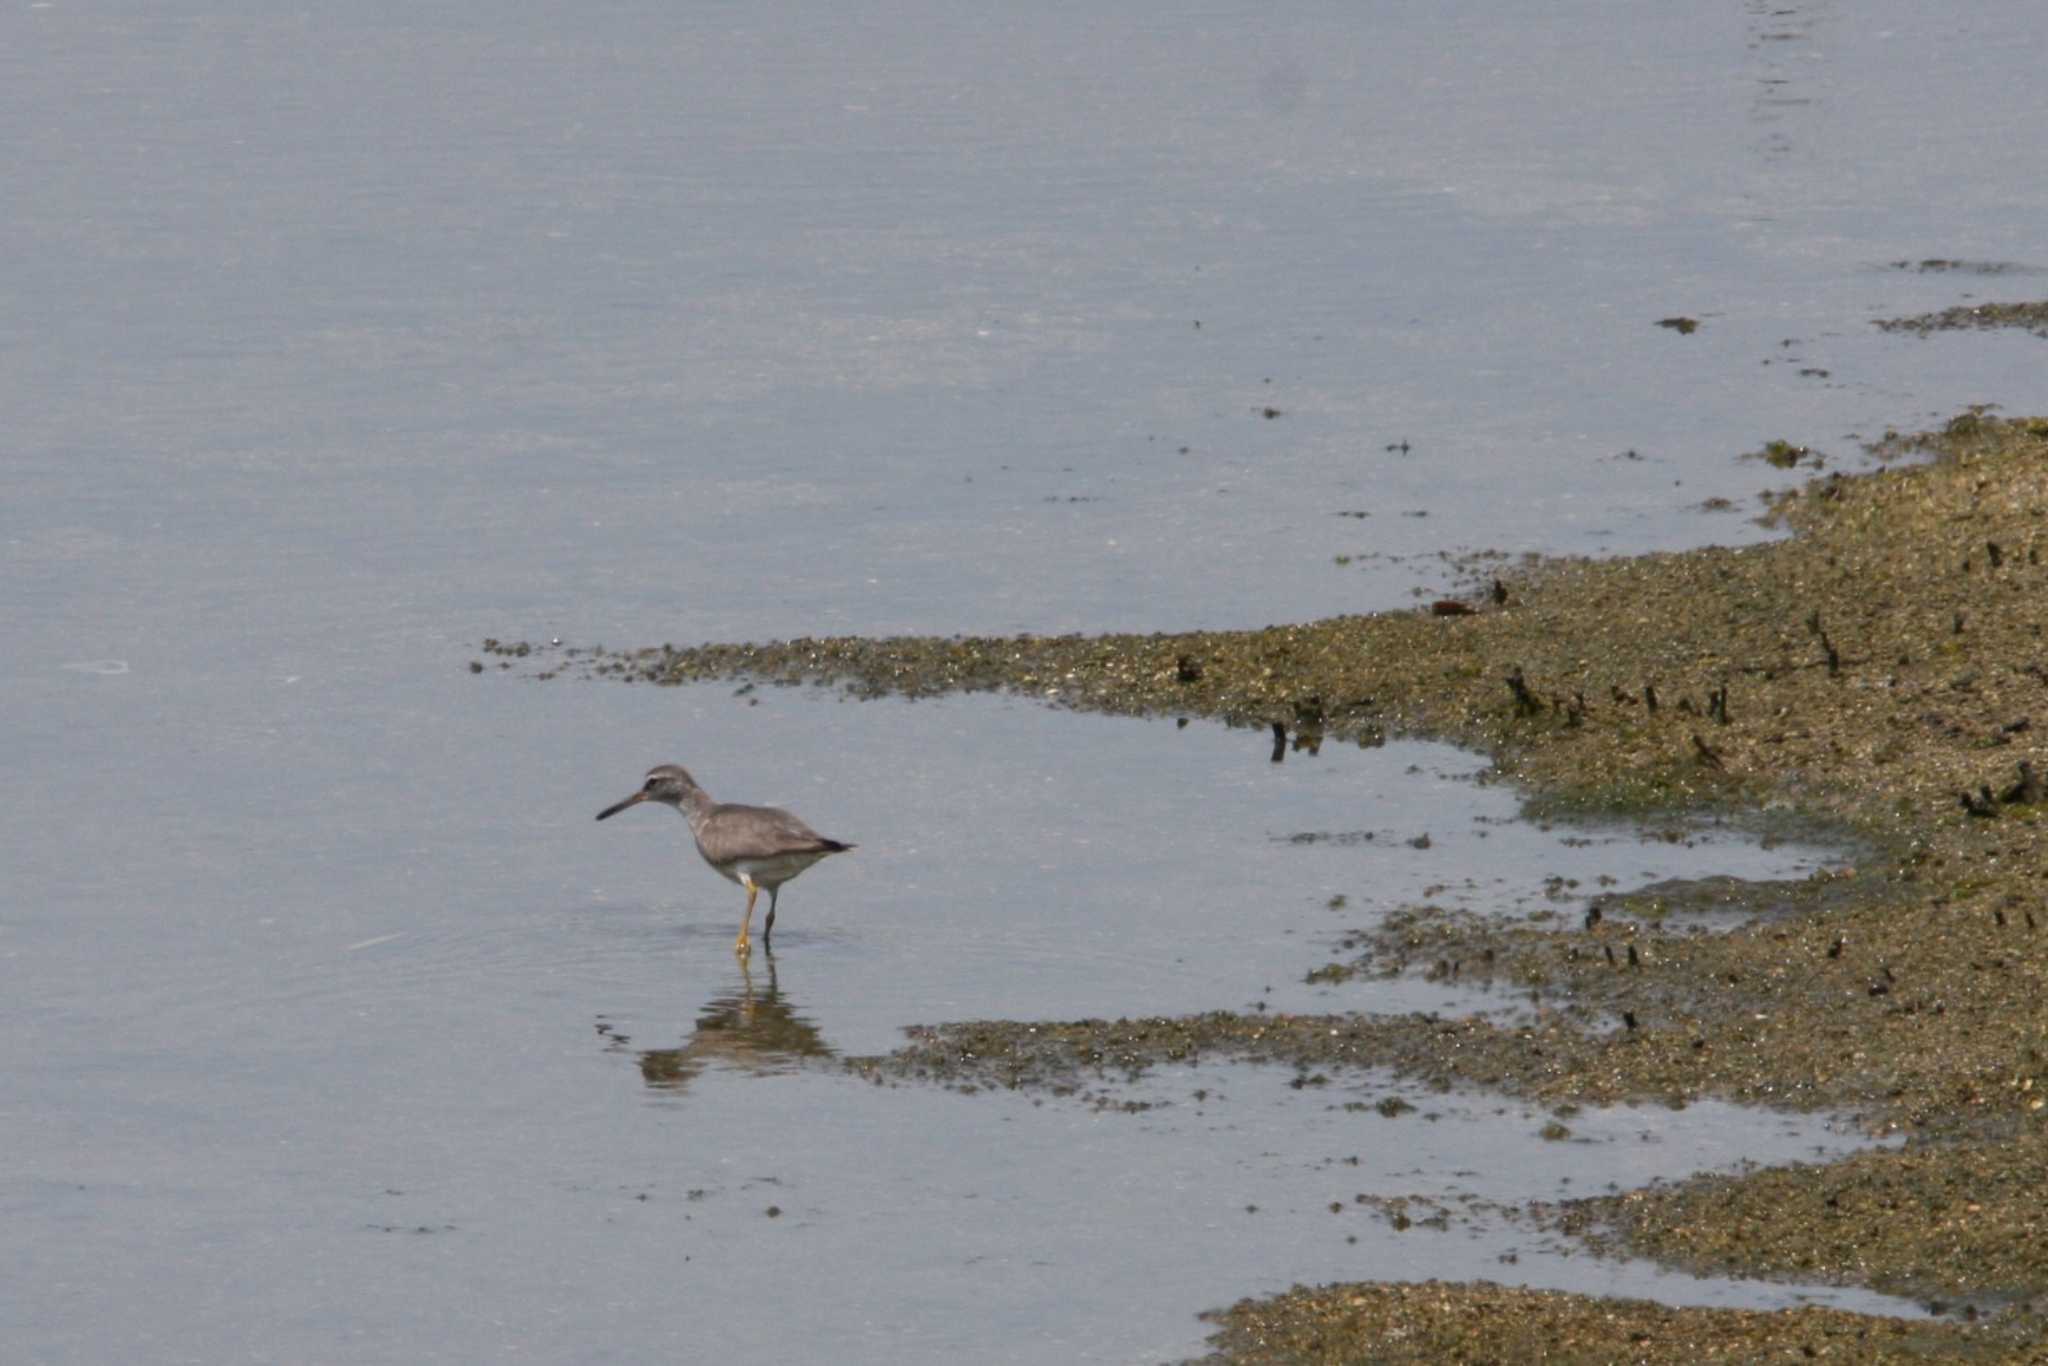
{"left": 613, "top": 956, "right": 835, "bottom": 1094}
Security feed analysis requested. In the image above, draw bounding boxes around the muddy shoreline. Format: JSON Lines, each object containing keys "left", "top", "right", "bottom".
{"left": 484, "top": 415, "right": 2048, "bottom": 1358}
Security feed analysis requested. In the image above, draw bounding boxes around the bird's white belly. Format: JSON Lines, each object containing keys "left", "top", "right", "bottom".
{"left": 705, "top": 849, "right": 827, "bottom": 889}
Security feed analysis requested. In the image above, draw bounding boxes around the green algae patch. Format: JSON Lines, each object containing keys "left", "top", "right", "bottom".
{"left": 1876, "top": 301, "right": 2048, "bottom": 339}
{"left": 1590, "top": 866, "right": 1866, "bottom": 926}
{"left": 484, "top": 415, "right": 2048, "bottom": 1350}
{"left": 1887, "top": 259, "right": 2037, "bottom": 277}
{"left": 1746, "top": 438, "right": 1823, "bottom": 470}
{"left": 1313, "top": 862, "right": 1917, "bottom": 1052}
{"left": 1192, "top": 1281, "right": 2025, "bottom": 1363}
{"left": 1548, "top": 1137, "right": 2048, "bottom": 1308}
{"left": 840, "top": 1012, "right": 1657, "bottom": 1106}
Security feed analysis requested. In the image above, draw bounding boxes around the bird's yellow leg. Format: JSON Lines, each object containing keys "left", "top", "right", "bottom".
{"left": 735, "top": 876, "right": 759, "bottom": 957}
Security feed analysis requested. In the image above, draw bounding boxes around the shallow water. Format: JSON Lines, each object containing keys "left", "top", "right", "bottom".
{"left": 10, "top": 3, "right": 2048, "bottom": 645}
{"left": 8, "top": 675, "right": 1908, "bottom": 1363}
{"left": 7, "top": 1049, "right": 1918, "bottom": 1365}
{"left": 7, "top": 0, "right": 2043, "bottom": 1359}
{"left": 573, "top": 687, "right": 1844, "bottom": 1046}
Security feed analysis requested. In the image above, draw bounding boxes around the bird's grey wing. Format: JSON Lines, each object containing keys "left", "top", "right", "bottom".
{"left": 701, "top": 802, "right": 839, "bottom": 862}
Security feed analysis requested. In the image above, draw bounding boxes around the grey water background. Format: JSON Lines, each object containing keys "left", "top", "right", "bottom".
{"left": 8, "top": 2, "right": 2047, "bottom": 1361}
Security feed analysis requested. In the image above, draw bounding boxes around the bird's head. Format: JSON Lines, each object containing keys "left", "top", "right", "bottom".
{"left": 596, "top": 764, "right": 701, "bottom": 820}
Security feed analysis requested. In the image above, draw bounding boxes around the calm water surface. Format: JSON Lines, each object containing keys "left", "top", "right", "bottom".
{"left": 8, "top": 1, "right": 2043, "bottom": 1359}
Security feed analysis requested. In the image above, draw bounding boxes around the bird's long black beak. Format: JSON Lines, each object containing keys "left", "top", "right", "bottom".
{"left": 596, "top": 791, "right": 648, "bottom": 821}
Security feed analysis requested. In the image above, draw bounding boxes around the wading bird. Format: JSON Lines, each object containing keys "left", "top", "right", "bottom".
{"left": 597, "top": 764, "right": 854, "bottom": 957}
